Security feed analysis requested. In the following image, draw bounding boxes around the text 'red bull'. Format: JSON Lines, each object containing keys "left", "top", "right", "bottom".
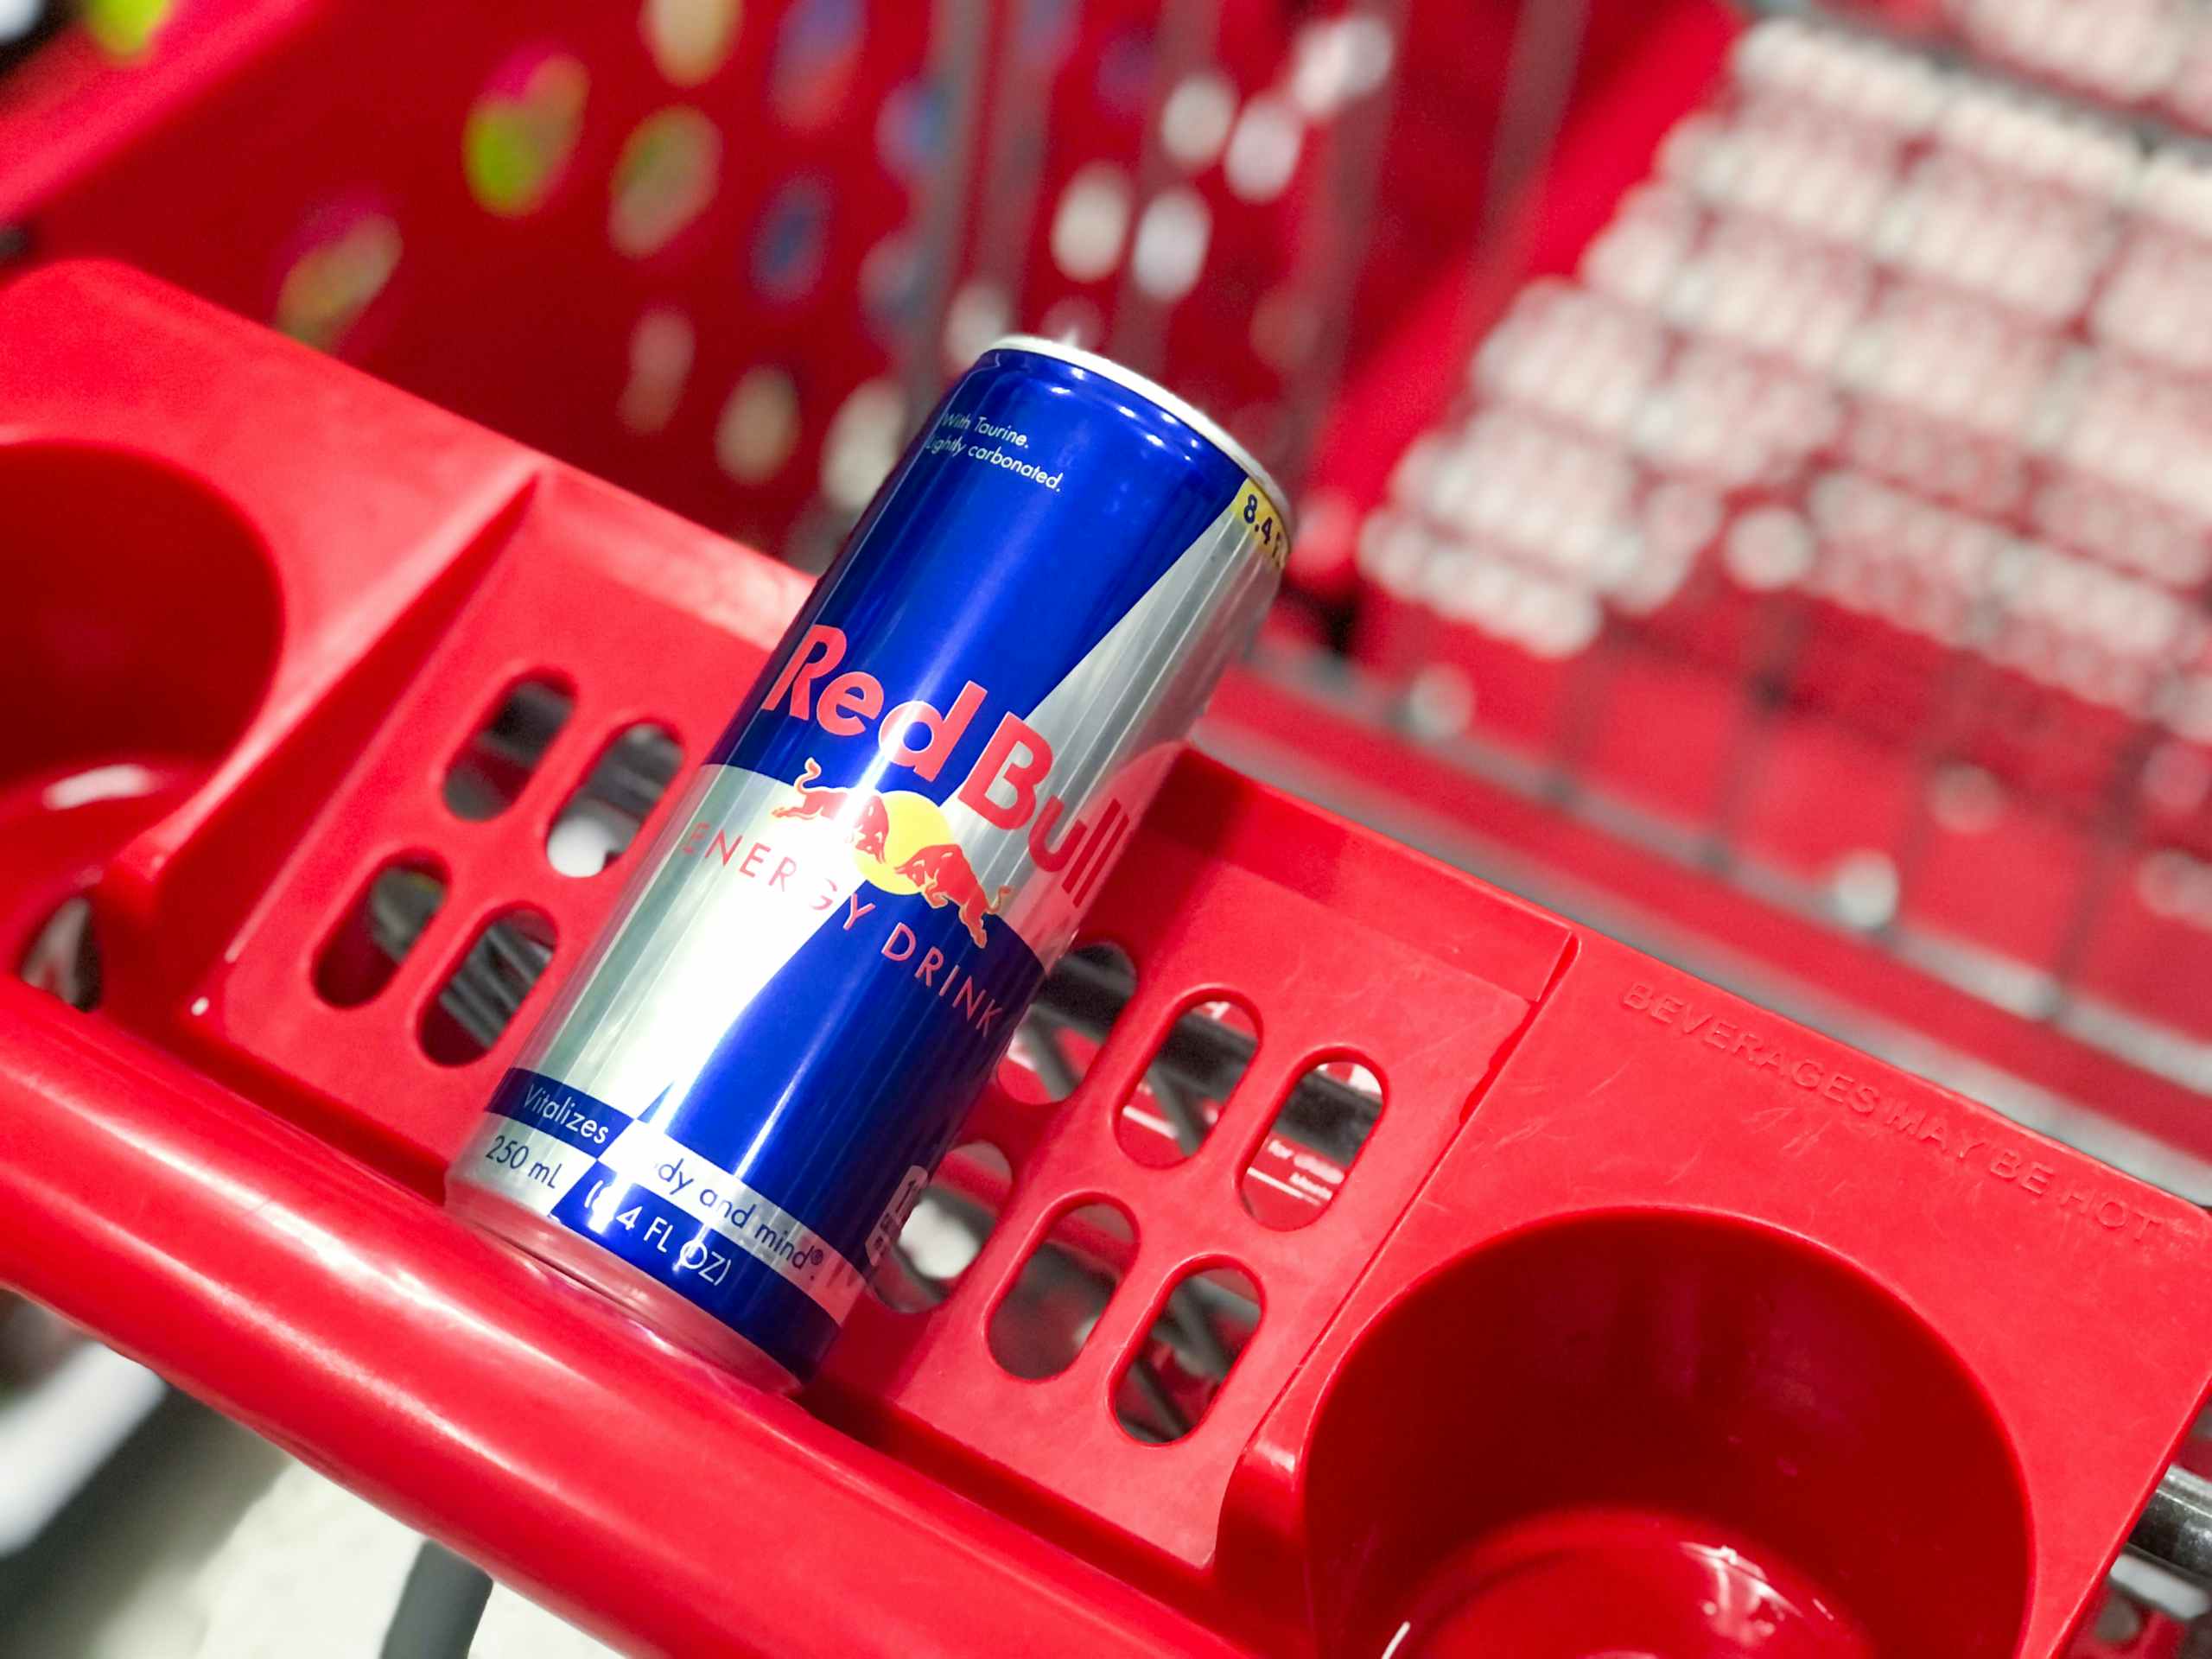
{"left": 762, "top": 622, "right": 1131, "bottom": 907}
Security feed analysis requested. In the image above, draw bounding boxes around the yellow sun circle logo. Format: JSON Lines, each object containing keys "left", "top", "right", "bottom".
{"left": 850, "top": 791, "right": 954, "bottom": 896}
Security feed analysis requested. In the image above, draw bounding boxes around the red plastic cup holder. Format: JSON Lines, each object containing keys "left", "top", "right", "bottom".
{"left": 1386, "top": 1507, "right": 1876, "bottom": 1659}
{"left": 0, "top": 442, "right": 281, "bottom": 970}
{"left": 1300, "top": 1213, "right": 2031, "bottom": 1659}
{"left": 0, "top": 441, "right": 281, "bottom": 787}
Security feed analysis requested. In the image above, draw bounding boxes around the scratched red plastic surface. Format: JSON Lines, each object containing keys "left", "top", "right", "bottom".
{"left": 3, "top": 259, "right": 2211, "bottom": 1656}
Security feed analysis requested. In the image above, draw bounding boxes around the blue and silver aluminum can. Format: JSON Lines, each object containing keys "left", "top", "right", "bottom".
{"left": 448, "top": 339, "right": 1290, "bottom": 1389}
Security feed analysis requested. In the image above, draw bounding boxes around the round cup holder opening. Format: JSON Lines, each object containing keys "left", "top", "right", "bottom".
{"left": 1300, "top": 1213, "right": 2031, "bottom": 1659}
{"left": 0, "top": 443, "right": 281, "bottom": 790}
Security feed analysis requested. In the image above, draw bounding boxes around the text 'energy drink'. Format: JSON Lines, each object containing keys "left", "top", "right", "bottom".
{"left": 447, "top": 338, "right": 1290, "bottom": 1389}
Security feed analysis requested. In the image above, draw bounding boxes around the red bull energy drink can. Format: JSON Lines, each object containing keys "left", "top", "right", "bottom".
{"left": 448, "top": 339, "right": 1290, "bottom": 1389}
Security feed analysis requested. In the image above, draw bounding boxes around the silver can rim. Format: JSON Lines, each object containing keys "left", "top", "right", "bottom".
{"left": 985, "top": 334, "right": 1296, "bottom": 549}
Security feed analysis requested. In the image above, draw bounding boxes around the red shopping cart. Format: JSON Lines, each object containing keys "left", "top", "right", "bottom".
{"left": 8, "top": 2, "right": 2212, "bottom": 1653}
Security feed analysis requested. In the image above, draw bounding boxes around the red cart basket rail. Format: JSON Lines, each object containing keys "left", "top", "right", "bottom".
{"left": 3, "top": 256, "right": 2210, "bottom": 1656}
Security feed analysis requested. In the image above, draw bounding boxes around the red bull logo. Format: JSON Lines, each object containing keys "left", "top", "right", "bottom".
{"left": 760, "top": 624, "right": 1130, "bottom": 911}
{"left": 772, "top": 756, "right": 1015, "bottom": 945}
{"left": 771, "top": 758, "right": 892, "bottom": 861}
{"left": 894, "top": 842, "right": 1011, "bottom": 950}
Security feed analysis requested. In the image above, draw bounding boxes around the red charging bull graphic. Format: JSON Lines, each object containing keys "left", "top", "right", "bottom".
{"left": 772, "top": 758, "right": 893, "bottom": 861}
{"left": 894, "top": 842, "right": 1011, "bottom": 949}
{"left": 772, "top": 755, "right": 1011, "bottom": 946}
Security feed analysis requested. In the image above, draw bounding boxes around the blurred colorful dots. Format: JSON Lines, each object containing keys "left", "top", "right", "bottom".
{"left": 943, "top": 280, "right": 1012, "bottom": 368}
{"left": 877, "top": 79, "right": 948, "bottom": 181}
{"left": 1035, "top": 296, "right": 1103, "bottom": 349}
{"left": 771, "top": 0, "right": 861, "bottom": 130}
{"left": 1132, "top": 188, "right": 1211, "bottom": 301}
{"left": 641, "top": 0, "right": 741, "bottom": 86}
{"left": 1225, "top": 94, "right": 1303, "bottom": 202}
{"left": 716, "top": 367, "right": 803, "bottom": 482}
{"left": 275, "top": 211, "right": 402, "bottom": 353}
{"left": 1017, "top": 0, "right": 1076, "bottom": 69}
{"left": 618, "top": 307, "right": 696, "bottom": 435}
{"left": 464, "top": 51, "right": 588, "bottom": 218}
{"left": 1051, "top": 162, "right": 1132, "bottom": 283}
{"left": 860, "top": 232, "right": 923, "bottom": 337}
{"left": 1160, "top": 72, "right": 1236, "bottom": 170}
{"left": 610, "top": 107, "right": 721, "bottom": 257}
{"left": 821, "top": 379, "right": 908, "bottom": 512}
{"left": 752, "top": 177, "right": 832, "bottom": 301}
{"left": 82, "top": 0, "right": 175, "bottom": 57}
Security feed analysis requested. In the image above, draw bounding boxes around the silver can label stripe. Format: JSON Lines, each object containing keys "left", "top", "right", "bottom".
{"left": 456, "top": 1113, "right": 868, "bottom": 1321}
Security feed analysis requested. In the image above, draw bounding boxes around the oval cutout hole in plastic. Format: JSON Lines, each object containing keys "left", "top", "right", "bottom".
{"left": 443, "top": 678, "right": 574, "bottom": 821}
{"left": 998, "top": 939, "right": 1135, "bottom": 1104}
{"left": 420, "top": 907, "right": 556, "bottom": 1066}
{"left": 1239, "top": 1059, "right": 1382, "bottom": 1229}
{"left": 869, "top": 1141, "right": 1012, "bottom": 1314}
{"left": 1116, "top": 996, "right": 1256, "bottom": 1167}
{"left": 315, "top": 856, "right": 448, "bottom": 1008}
{"left": 1114, "top": 1265, "right": 1260, "bottom": 1443}
{"left": 545, "top": 722, "right": 683, "bottom": 877}
{"left": 987, "top": 1200, "right": 1135, "bottom": 1381}
{"left": 19, "top": 893, "right": 100, "bottom": 1012}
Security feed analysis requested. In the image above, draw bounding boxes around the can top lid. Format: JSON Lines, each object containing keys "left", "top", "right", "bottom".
{"left": 987, "top": 334, "right": 1295, "bottom": 548}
